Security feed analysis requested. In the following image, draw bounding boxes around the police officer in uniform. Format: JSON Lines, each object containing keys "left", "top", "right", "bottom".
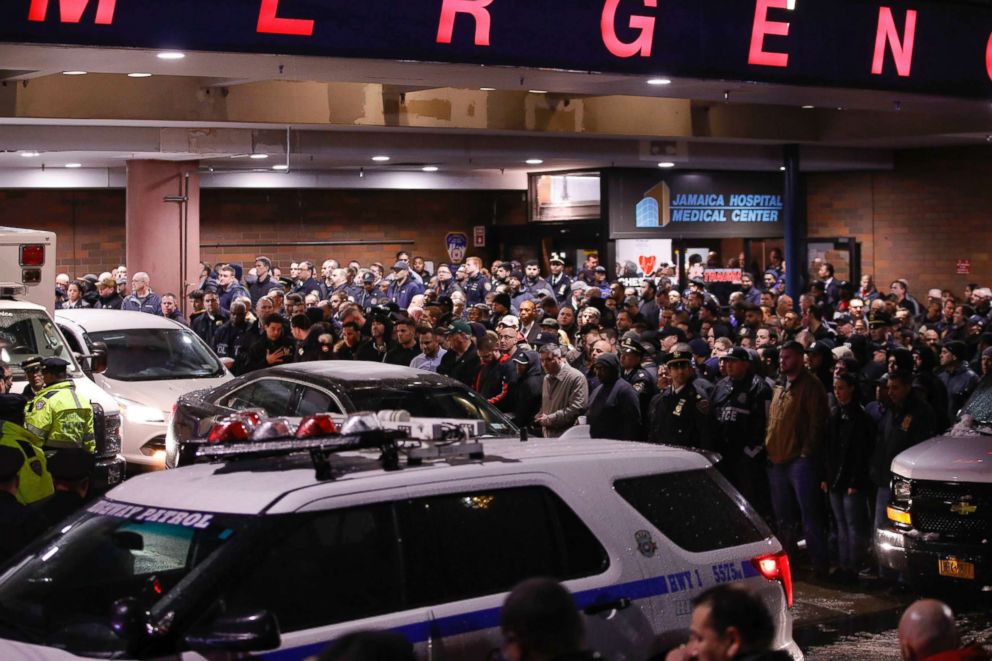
{"left": 354, "top": 271, "right": 384, "bottom": 311}
{"left": 619, "top": 338, "right": 657, "bottom": 429}
{"left": 24, "top": 358, "right": 96, "bottom": 454}
{"left": 33, "top": 448, "right": 93, "bottom": 528}
{"left": 547, "top": 252, "right": 572, "bottom": 305}
{"left": 711, "top": 347, "right": 773, "bottom": 520}
{"left": 20, "top": 356, "right": 45, "bottom": 399}
{"left": 646, "top": 344, "right": 715, "bottom": 449}
{"left": 0, "top": 445, "right": 45, "bottom": 562}
{"left": 0, "top": 392, "right": 54, "bottom": 506}
{"left": 462, "top": 258, "right": 492, "bottom": 306}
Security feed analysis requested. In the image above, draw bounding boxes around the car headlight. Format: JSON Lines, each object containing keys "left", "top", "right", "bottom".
{"left": 116, "top": 397, "right": 166, "bottom": 424}
{"left": 891, "top": 476, "right": 912, "bottom": 503}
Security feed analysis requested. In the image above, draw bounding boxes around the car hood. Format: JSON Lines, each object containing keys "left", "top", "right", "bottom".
{"left": 97, "top": 374, "right": 231, "bottom": 413}
{"left": 0, "top": 640, "right": 79, "bottom": 659}
{"left": 891, "top": 432, "right": 992, "bottom": 483}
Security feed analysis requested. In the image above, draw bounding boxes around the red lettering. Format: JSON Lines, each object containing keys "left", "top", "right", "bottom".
{"left": 436, "top": 0, "right": 494, "bottom": 46}
{"left": 601, "top": 0, "right": 657, "bottom": 59}
{"left": 27, "top": 0, "right": 116, "bottom": 24}
{"left": 748, "top": 0, "right": 791, "bottom": 68}
{"left": 871, "top": 7, "right": 917, "bottom": 77}
{"left": 256, "top": 0, "right": 314, "bottom": 37}
{"left": 987, "top": 33, "right": 992, "bottom": 80}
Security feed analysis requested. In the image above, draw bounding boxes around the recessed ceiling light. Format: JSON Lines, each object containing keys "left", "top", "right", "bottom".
{"left": 836, "top": 106, "right": 844, "bottom": 111}
{"left": 273, "top": 164, "right": 289, "bottom": 171}
{"left": 249, "top": 154, "right": 268, "bottom": 160}
{"left": 529, "top": 89, "right": 547, "bottom": 94}
{"left": 157, "top": 51, "right": 185, "bottom": 60}
{"left": 801, "top": 105, "right": 815, "bottom": 109}
{"left": 658, "top": 162, "right": 676, "bottom": 168}
{"left": 65, "top": 163, "right": 82, "bottom": 168}
{"left": 422, "top": 166, "right": 439, "bottom": 172}
{"left": 779, "top": 166, "right": 787, "bottom": 171}
{"left": 480, "top": 87, "right": 496, "bottom": 91}
{"left": 647, "top": 78, "right": 672, "bottom": 86}
{"left": 525, "top": 158, "right": 544, "bottom": 165}
{"left": 62, "top": 71, "right": 87, "bottom": 76}
{"left": 372, "top": 155, "right": 390, "bottom": 162}
{"left": 20, "top": 151, "right": 40, "bottom": 158}
{"left": 128, "top": 72, "right": 152, "bottom": 78}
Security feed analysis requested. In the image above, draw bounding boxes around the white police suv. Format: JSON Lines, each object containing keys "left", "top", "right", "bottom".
{"left": 0, "top": 413, "right": 801, "bottom": 660}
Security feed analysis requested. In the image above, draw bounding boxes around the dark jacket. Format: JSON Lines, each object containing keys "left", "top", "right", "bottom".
{"left": 214, "top": 319, "right": 251, "bottom": 359}
{"left": 0, "top": 491, "right": 43, "bottom": 563}
{"left": 823, "top": 401, "right": 875, "bottom": 491}
{"left": 870, "top": 391, "right": 937, "bottom": 487}
{"left": 385, "top": 343, "right": 421, "bottom": 367}
{"left": 95, "top": 292, "right": 123, "bottom": 310}
{"left": 588, "top": 354, "right": 641, "bottom": 441}
{"left": 713, "top": 374, "right": 772, "bottom": 455}
{"left": 248, "top": 274, "right": 283, "bottom": 304}
{"left": 239, "top": 334, "right": 295, "bottom": 374}
{"left": 437, "top": 344, "right": 481, "bottom": 387}
{"left": 512, "top": 352, "right": 544, "bottom": 431}
{"left": 191, "top": 309, "right": 230, "bottom": 350}
{"left": 218, "top": 282, "right": 250, "bottom": 312}
{"left": 647, "top": 376, "right": 715, "bottom": 450}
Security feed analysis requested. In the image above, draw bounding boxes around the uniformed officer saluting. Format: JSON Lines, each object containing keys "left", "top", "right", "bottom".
{"left": 619, "top": 337, "right": 657, "bottom": 429}
{"left": 646, "top": 344, "right": 715, "bottom": 449}
{"left": 24, "top": 358, "right": 96, "bottom": 454}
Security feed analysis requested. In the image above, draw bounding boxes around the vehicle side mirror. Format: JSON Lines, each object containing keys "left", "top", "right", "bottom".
{"left": 182, "top": 610, "right": 280, "bottom": 653}
{"left": 90, "top": 342, "right": 109, "bottom": 374}
{"left": 110, "top": 597, "right": 150, "bottom": 642}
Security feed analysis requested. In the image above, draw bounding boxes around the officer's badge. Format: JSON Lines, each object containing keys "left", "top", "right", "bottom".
{"left": 633, "top": 382, "right": 644, "bottom": 392}
{"left": 901, "top": 415, "right": 913, "bottom": 431}
{"left": 484, "top": 282, "right": 492, "bottom": 292}
{"left": 29, "top": 459, "right": 43, "bottom": 477}
{"left": 673, "top": 400, "right": 684, "bottom": 416}
{"left": 35, "top": 400, "right": 45, "bottom": 411}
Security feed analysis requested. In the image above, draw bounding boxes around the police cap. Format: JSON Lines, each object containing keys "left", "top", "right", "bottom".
{"left": 868, "top": 310, "right": 891, "bottom": 327}
{"left": 720, "top": 347, "right": 751, "bottom": 362}
{"left": 549, "top": 252, "right": 565, "bottom": 265}
{"left": 533, "top": 331, "right": 559, "bottom": 347}
{"left": 48, "top": 448, "right": 95, "bottom": 482}
{"left": 620, "top": 338, "right": 645, "bottom": 356}
{"left": 21, "top": 356, "right": 43, "bottom": 372}
{"left": 806, "top": 340, "right": 835, "bottom": 357}
{"left": 361, "top": 272, "right": 376, "bottom": 284}
{"left": 0, "top": 446, "right": 24, "bottom": 482}
{"left": 594, "top": 266, "right": 607, "bottom": 274}
{"left": 665, "top": 345, "right": 694, "bottom": 366}
{"left": 41, "top": 357, "right": 69, "bottom": 372}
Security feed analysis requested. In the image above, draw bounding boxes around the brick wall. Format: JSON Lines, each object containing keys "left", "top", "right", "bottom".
{"left": 0, "top": 189, "right": 126, "bottom": 276}
{"left": 807, "top": 146, "right": 992, "bottom": 296}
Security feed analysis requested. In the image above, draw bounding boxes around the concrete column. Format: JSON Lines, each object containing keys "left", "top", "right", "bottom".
{"left": 782, "top": 145, "right": 805, "bottom": 305}
{"left": 125, "top": 161, "right": 201, "bottom": 314}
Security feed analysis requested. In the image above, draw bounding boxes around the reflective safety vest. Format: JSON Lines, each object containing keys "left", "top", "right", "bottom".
{"left": 0, "top": 422, "right": 55, "bottom": 505}
{"left": 24, "top": 381, "right": 96, "bottom": 454}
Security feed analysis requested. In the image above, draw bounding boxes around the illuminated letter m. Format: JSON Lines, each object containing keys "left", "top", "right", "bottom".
{"left": 28, "top": 0, "right": 118, "bottom": 24}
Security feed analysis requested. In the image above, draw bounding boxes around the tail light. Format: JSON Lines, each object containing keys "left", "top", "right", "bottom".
{"left": 252, "top": 418, "right": 294, "bottom": 440}
{"left": 296, "top": 414, "right": 338, "bottom": 438}
{"left": 19, "top": 244, "right": 45, "bottom": 266}
{"left": 752, "top": 551, "right": 793, "bottom": 608}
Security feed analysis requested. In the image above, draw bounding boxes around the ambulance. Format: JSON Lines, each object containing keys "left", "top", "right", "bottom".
{"left": 0, "top": 226, "right": 125, "bottom": 491}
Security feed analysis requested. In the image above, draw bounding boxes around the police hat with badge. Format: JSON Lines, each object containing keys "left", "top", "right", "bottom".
{"left": 41, "top": 357, "right": 69, "bottom": 375}
{"left": 21, "top": 356, "right": 43, "bottom": 374}
{"left": 619, "top": 337, "right": 645, "bottom": 358}
{"left": 664, "top": 346, "right": 694, "bottom": 367}
{"left": 549, "top": 252, "right": 566, "bottom": 266}
{"left": 868, "top": 310, "right": 892, "bottom": 328}
{"left": 719, "top": 346, "right": 751, "bottom": 362}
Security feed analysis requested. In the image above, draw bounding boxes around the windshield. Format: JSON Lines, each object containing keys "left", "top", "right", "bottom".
{"left": 0, "top": 309, "right": 79, "bottom": 379}
{"left": 89, "top": 329, "right": 225, "bottom": 381}
{"left": 960, "top": 375, "right": 992, "bottom": 426}
{"left": 0, "top": 500, "right": 251, "bottom": 655}
{"left": 347, "top": 385, "right": 518, "bottom": 437}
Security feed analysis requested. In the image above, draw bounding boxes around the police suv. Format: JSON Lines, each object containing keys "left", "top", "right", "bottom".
{"left": 0, "top": 412, "right": 801, "bottom": 660}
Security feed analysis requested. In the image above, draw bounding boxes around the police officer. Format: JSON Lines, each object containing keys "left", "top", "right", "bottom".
{"left": 711, "top": 347, "right": 773, "bottom": 519}
{"left": 0, "top": 393, "right": 54, "bottom": 506}
{"left": 24, "top": 358, "right": 96, "bottom": 454}
{"left": 354, "top": 271, "right": 383, "bottom": 311}
{"left": 33, "top": 448, "right": 93, "bottom": 528}
{"left": 462, "top": 257, "right": 492, "bottom": 306}
{"left": 546, "top": 253, "right": 572, "bottom": 305}
{"left": 0, "top": 445, "right": 45, "bottom": 562}
{"left": 646, "top": 344, "right": 715, "bottom": 449}
{"left": 20, "top": 356, "right": 45, "bottom": 398}
{"left": 619, "top": 337, "right": 657, "bottom": 428}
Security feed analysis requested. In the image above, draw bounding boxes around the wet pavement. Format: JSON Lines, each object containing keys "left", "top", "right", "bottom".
{"left": 792, "top": 573, "right": 992, "bottom": 660}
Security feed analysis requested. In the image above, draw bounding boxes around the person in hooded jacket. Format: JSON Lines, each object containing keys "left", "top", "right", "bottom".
{"left": 587, "top": 352, "right": 641, "bottom": 441}
{"left": 820, "top": 373, "right": 875, "bottom": 584}
{"left": 910, "top": 345, "right": 951, "bottom": 432}
{"left": 511, "top": 351, "right": 544, "bottom": 433}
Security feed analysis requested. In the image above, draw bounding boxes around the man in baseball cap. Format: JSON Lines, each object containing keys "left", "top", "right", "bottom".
{"left": 437, "top": 320, "right": 481, "bottom": 387}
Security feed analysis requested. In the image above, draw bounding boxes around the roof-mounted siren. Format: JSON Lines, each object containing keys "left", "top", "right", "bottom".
{"left": 20, "top": 243, "right": 45, "bottom": 286}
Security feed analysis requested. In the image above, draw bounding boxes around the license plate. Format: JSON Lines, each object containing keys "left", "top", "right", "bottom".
{"left": 938, "top": 558, "right": 975, "bottom": 580}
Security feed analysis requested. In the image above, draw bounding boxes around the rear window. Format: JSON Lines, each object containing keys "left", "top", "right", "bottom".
{"left": 614, "top": 469, "right": 768, "bottom": 552}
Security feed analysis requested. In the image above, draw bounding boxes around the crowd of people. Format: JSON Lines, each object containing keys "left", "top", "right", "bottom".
{"left": 51, "top": 247, "right": 992, "bottom": 583}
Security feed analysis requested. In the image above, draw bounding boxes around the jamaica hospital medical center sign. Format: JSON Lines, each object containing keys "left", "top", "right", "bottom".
{"left": 5, "top": 0, "right": 992, "bottom": 99}
{"left": 607, "top": 170, "right": 784, "bottom": 240}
